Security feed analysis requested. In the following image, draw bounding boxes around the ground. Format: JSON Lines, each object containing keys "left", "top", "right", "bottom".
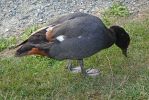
{"left": 0, "top": 8, "right": 149, "bottom": 100}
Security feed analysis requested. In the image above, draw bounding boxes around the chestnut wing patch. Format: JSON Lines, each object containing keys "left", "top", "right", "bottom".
{"left": 27, "top": 48, "right": 48, "bottom": 56}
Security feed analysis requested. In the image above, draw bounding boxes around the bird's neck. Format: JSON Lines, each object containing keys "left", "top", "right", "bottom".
{"left": 108, "top": 28, "right": 116, "bottom": 38}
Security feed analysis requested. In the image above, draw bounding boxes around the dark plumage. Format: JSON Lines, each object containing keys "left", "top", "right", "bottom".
{"left": 14, "top": 12, "right": 130, "bottom": 76}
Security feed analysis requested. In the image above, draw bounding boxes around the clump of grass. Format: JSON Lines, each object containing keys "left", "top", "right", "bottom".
{"left": 20, "top": 25, "right": 39, "bottom": 40}
{"left": 106, "top": 3, "right": 129, "bottom": 17}
{"left": 0, "top": 25, "right": 39, "bottom": 52}
{"left": 102, "top": 3, "right": 130, "bottom": 26}
{"left": 0, "top": 37, "right": 17, "bottom": 51}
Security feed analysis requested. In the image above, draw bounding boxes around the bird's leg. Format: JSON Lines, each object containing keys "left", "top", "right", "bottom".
{"left": 67, "top": 60, "right": 82, "bottom": 73}
{"left": 67, "top": 59, "right": 99, "bottom": 76}
{"left": 78, "top": 59, "right": 87, "bottom": 76}
{"left": 78, "top": 59, "right": 100, "bottom": 77}
{"left": 66, "top": 60, "right": 73, "bottom": 71}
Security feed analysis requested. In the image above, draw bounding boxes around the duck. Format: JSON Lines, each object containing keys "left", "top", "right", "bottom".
{"left": 14, "top": 12, "right": 130, "bottom": 76}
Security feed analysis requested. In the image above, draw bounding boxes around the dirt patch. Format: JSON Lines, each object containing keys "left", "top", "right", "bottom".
{"left": 0, "top": 48, "right": 17, "bottom": 58}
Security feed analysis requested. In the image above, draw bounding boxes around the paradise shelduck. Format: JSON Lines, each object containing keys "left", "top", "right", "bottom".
{"left": 14, "top": 12, "right": 130, "bottom": 76}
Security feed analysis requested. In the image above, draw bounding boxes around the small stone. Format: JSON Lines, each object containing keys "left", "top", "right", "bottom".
{"left": 5, "top": 28, "right": 9, "bottom": 32}
{"left": 39, "top": 19, "right": 43, "bottom": 22}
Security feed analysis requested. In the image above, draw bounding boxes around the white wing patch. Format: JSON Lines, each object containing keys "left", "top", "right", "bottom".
{"left": 56, "top": 35, "right": 65, "bottom": 42}
{"left": 78, "top": 36, "right": 82, "bottom": 38}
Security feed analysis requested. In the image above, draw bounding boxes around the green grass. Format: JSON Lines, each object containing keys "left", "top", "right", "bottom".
{"left": 20, "top": 25, "right": 39, "bottom": 40}
{"left": 0, "top": 37, "right": 17, "bottom": 51}
{"left": 1, "top": 16, "right": 149, "bottom": 99}
{"left": 102, "top": 3, "right": 130, "bottom": 26}
{"left": 106, "top": 3, "right": 129, "bottom": 17}
{"left": 0, "top": 25, "right": 39, "bottom": 52}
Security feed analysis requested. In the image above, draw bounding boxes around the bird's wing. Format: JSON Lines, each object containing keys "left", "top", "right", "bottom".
{"left": 46, "top": 15, "right": 101, "bottom": 42}
{"left": 45, "top": 12, "right": 91, "bottom": 41}
{"left": 14, "top": 12, "right": 90, "bottom": 47}
{"left": 12, "top": 13, "right": 99, "bottom": 48}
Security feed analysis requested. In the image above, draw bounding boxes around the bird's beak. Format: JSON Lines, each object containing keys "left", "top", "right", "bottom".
{"left": 122, "top": 49, "right": 128, "bottom": 57}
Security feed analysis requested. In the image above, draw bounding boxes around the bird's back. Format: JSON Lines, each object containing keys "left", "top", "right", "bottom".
{"left": 48, "top": 14, "right": 115, "bottom": 60}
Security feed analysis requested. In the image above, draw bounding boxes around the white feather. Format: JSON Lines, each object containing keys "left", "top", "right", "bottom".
{"left": 78, "top": 36, "right": 82, "bottom": 38}
{"left": 56, "top": 35, "right": 65, "bottom": 42}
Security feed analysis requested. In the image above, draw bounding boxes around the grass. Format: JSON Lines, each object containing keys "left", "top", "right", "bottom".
{"left": 106, "top": 3, "right": 129, "bottom": 17}
{"left": 1, "top": 11, "right": 149, "bottom": 99}
{"left": 102, "top": 3, "right": 130, "bottom": 26}
{"left": 0, "top": 25, "right": 39, "bottom": 52}
{"left": 0, "top": 37, "right": 17, "bottom": 52}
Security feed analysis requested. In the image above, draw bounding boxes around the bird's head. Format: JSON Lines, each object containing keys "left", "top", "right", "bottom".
{"left": 109, "top": 25, "right": 130, "bottom": 57}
